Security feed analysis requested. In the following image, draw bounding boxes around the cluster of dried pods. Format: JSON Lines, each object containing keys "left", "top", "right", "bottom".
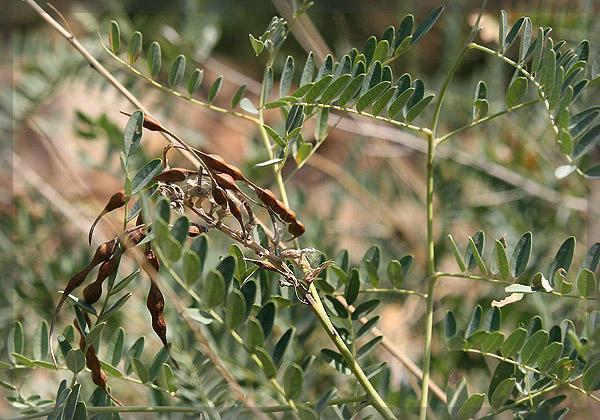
{"left": 50, "top": 111, "right": 324, "bottom": 399}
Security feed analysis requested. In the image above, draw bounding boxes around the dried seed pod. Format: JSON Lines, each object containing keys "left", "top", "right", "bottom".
{"left": 154, "top": 168, "right": 192, "bottom": 183}
{"left": 212, "top": 185, "right": 228, "bottom": 207}
{"left": 89, "top": 191, "right": 128, "bottom": 245}
{"left": 248, "top": 259, "right": 281, "bottom": 274}
{"left": 227, "top": 197, "right": 245, "bottom": 234}
{"left": 287, "top": 220, "right": 306, "bottom": 240}
{"left": 83, "top": 257, "right": 118, "bottom": 304}
{"left": 280, "top": 207, "right": 297, "bottom": 224}
{"left": 142, "top": 248, "right": 179, "bottom": 369}
{"left": 214, "top": 173, "right": 238, "bottom": 191}
{"left": 74, "top": 320, "right": 118, "bottom": 404}
{"left": 188, "top": 223, "right": 207, "bottom": 237}
{"left": 272, "top": 199, "right": 289, "bottom": 218}
{"left": 49, "top": 239, "right": 118, "bottom": 364}
{"left": 256, "top": 187, "right": 279, "bottom": 208}
{"left": 125, "top": 226, "right": 146, "bottom": 249}
{"left": 201, "top": 153, "right": 246, "bottom": 181}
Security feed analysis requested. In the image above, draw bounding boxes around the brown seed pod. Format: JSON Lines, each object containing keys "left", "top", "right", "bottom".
{"left": 154, "top": 168, "right": 192, "bottom": 183}
{"left": 142, "top": 248, "right": 179, "bottom": 369}
{"left": 89, "top": 191, "right": 128, "bottom": 245}
{"left": 280, "top": 207, "right": 297, "bottom": 224}
{"left": 82, "top": 257, "right": 118, "bottom": 304}
{"left": 74, "top": 319, "right": 119, "bottom": 404}
{"left": 200, "top": 153, "right": 246, "bottom": 181}
{"left": 272, "top": 199, "right": 289, "bottom": 218}
{"left": 227, "top": 197, "right": 245, "bottom": 234}
{"left": 256, "top": 187, "right": 279, "bottom": 208}
{"left": 188, "top": 223, "right": 207, "bottom": 237}
{"left": 214, "top": 173, "right": 239, "bottom": 191}
{"left": 124, "top": 226, "right": 146, "bottom": 249}
{"left": 212, "top": 185, "right": 228, "bottom": 207}
{"left": 49, "top": 238, "right": 118, "bottom": 364}
{"left": 287, "top": 220, "right": 306, "bottom": 240}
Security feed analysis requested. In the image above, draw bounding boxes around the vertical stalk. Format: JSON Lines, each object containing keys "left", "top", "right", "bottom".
{"left": 418, "top": 3, "right": 483, "bottom": 410}
{"left": 419, "top": 132, "right": 436, "bottom": 420}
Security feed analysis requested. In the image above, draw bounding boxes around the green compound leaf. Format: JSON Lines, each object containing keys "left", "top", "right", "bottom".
{"left": 205, "top": 270, "right": 225, "bottom": 308}
{"left": 501, "top": 327, "right": 527, "bottom": 358}
{"left": 411, "top": 6, "right": 444, "bottom": 45}
{"left": 506, "top": 76, "right": 528, "bottom": 109}
{"left": 457, "top": 393, "right": 484, "bottom": 420}
{"left": 490, "top": 378, "right": 515, "bottom": 409}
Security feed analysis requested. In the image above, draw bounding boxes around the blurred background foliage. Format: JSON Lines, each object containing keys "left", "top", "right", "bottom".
{"left": 1, "top": 0, "right": 598, "bottom": 416}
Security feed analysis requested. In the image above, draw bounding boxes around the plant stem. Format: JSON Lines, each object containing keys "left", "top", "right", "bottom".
{"left": 436, "top": 99, "right": 542, "bottom": 144}
{"left": 13, "top": 395, "right": 368, "bottom": 420}
{"left": 418, "top": 11, "right": 478, "bottom": 416}
{"left": 464, "top": 349, "right": 600, "bottom": 403}
{"left": 419, "top": 132, "right": 437, "bottom": 420}
{"left": 307, "top": 283, "right": 397, "bottom": 419}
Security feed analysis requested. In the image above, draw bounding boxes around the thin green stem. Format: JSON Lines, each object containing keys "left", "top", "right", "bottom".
{"left": 434, "top": 272, "right": 510, "bottom": 285}
{"left": 100, "top": 38, "right": 261, "bottom": 125}
{"left": 464, "top": 349, "right": 600, "bottom": 404}
{"left": 288, "top": 101, "right": 432, "bottom": 135}
{"left": 307, "top": 283, "right": 397, "bottom": 419}
{"left": 13, "top": 395, "right": 368, "bottom": 420}
{"left": 418, "top": 6, "right": 484, "bottom": 415}
{"left": 335, "top": 288, "right": 427, "bottom": 298}
{"left": 435, "top": 272, "right": 600, "bottom": 300}
{"left": 436, "top": 99, "right": 543, "bottom": 144}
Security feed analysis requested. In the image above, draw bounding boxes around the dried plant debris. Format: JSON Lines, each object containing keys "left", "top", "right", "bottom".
{"left": 50, "top": 111, "right": 324, "bottom": 395}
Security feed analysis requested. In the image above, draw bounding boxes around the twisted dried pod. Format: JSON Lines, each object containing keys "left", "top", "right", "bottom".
{"left": 88, "top": 191, "right": 128, "bottom": 245}
{"left": 124, "top": 226, "right": 146, "bottom": 250}
{"left": 50, "top": 238, "right": 118, "bottom": 361}
{"left": 154, "top": 168, "right": 194, "bottom": 183}
{"left": 142, "top": 248, "right": 179, "bottom": 369}
{"left": 82, "top": 257, "right": 118, "bottom": 304}
{"left": 288, "top": 220, "right": 306, "bottom": 241}
{"left": 74, "top": 318, "right": 119, "bottom": 405}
